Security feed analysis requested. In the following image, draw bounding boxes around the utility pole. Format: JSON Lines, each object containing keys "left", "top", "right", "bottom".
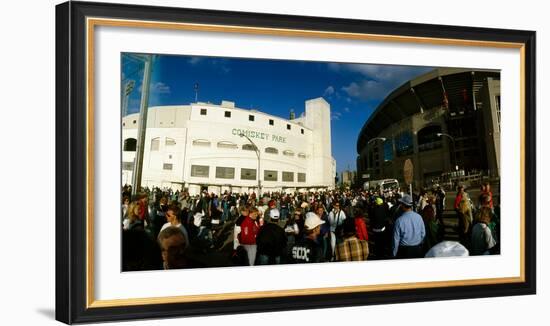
{"left": 131, "top": 54, "right": 153, "bottom": 197}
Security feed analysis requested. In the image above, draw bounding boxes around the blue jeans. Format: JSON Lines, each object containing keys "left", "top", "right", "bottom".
{"left": 280, "top": 208, "right": 289, "bottom": 222}
{"left": 257, "top": 254, "right": 281, "bottom": 265}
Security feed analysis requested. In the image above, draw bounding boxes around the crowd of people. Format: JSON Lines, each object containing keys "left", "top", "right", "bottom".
{"left": 121, "top": 181, "right": 500, "bottom": 271}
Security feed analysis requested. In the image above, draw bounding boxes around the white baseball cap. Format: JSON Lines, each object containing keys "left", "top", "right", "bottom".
{"left": 269, "top": 208, "right": 280, "bottom": 220}
{"left": 304, "top": 212, "right": 325, "bottom": 230}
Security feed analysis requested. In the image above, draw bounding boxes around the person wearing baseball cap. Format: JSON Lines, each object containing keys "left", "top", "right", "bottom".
{"left": 288, "top": 212, "right": 326, "bottom": 264}
{"left": 255, "top": 208, "right": 287, "bottom": 265}
{"left": 393, "top": 194, "right": 426, "bottom": 259}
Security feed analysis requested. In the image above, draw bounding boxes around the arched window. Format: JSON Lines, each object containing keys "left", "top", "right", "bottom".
{"left": 283, "top": 150, "right": 295, "bottom": 157}
{"left": 217, "top": 141, "right": 238, "bottom": 149}
{"left": 192, "top": 139, "right": 211, "bottom": 147}
{"left": 417, "top": 125, "right": 443, "bottom": 152}
{"left": 265, "top": 147, "right": 278, "bottom": 154}
{"left": 150, "top": 137, "right": 160, "bottom": 151}
{"left": 165, "top": 137, "right": 176, "bottom": 146}
{"left": 242, "top": 144, "right": 257, "bottom": 151}
{"left": 123, "top": 138, "right": 137, "bottom": 152}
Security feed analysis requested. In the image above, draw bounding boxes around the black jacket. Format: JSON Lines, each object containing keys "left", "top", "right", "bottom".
{"left": 256, "top": 222, "right": 287, "bottom": 256}
{"left": 370, "top": 204, "right": 389, "bottom": 230}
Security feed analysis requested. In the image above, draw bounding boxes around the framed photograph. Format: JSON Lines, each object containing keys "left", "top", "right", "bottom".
{"left": 56, "top": 1, "right": 536, "bottom": 324}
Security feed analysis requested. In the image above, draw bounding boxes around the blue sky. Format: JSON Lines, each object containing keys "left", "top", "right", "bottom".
{"left": 122, "top": 53, "right": 432, "bottom": 178}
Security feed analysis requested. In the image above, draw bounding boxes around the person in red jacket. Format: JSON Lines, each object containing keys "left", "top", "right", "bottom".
{"left": 353, "top": 207, "right": 369, "bottom": 242}
{"left": 239, "top": 207, "right": 260, "bottom": 265}
{"left": 478, "top": 182, "right": 494, "bottom": 209}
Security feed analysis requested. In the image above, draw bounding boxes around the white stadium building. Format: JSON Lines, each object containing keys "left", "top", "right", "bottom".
{"left": 122, "top": 97, "right": 336, "bottom": 195}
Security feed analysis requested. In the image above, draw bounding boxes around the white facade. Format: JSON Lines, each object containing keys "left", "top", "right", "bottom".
{"left": 122, "top": 98, "right": 335, "bottom": 195}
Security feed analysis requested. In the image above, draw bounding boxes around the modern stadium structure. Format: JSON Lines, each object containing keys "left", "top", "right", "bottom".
{"left": 122, "top": 97, "right": 336, "bottom": 195}
{"left": 356, "top": 68, "right": 501, "bottom": 189}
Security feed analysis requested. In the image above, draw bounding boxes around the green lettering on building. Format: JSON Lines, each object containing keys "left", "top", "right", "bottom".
{"left": 232, "top": 128, "right": 286, "bottom": 143}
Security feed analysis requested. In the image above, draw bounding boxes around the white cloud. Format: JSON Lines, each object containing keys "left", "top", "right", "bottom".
{"left": 329, "top": 62, "right": 432, "bottom": 101}
{"left": 188, "top": 57, "right": 203, "bottom": 65}
{"left": 331, "top": 111, "right": 343, "bottom": 120}
{"left": 324, "top": 85, "right": 335, "bottom": 97}
{"left": 343, "top": 107, "right": 350, "bottom": 113}
{"left": 151, "top": 82, "right": 171, "bottom": 95}
{"left": 342, "top": 80, "right": 390, "bottom": 101}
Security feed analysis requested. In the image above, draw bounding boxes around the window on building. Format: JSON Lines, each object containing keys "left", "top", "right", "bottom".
{"left": 150, "top": 137, "right": 160, "bottom": 151}
{"left": 241, "top": 168, "right": 257, "bottom": 180}
{"left": 163, "top": 163, "right": 173, "bottom": 170}
{"left": 242, "top": 144, "right": 257, "bottom": 151}
{"left": 298, "top": 153, "right": 306, "bottom": 159}
{"left": 224, "top": 111, "right": 231, "bottom": 118}
{"left": 122, "top": 122, "right": 125, "bottom": 127}
{"left": 301, "top": 129, "right": 304, "bottom": 134}
{"left": 383, "top": 138, "right": 394, "bottom": 162}
{"left": 165, "top": 137, "right": 176, "bottom": 146}
{"left": 282, "top": 171, "right": 294, "bottom": 182}
{"left": 264, "top": 170, "right": 278, "bottom": 181}
{"left": 132, "top": 120, "right": 137, "bottom": 124}
{"left": 297, "top": 173, "right": 306, "bottom": 182}
{"left": 122, "top": 161, "right": 134, "bottom": 171}
{"left": 249, "top": 115, "right": 255, "bottom": 121}
{"left": 287, "top": 124, "right": 291, "bottom": 130}
{"left": 417, "top": 125, "right": 443, "bottom": 152}
{"left": 283, "top": 150, "right": 295, "bottom": 157}
{"left": 192, "top": 139, "right": 211, "bottom": 147}
{"left": 265, "top": 147, "right": 278, "bottom": 154}
{"left": 217, "top": 141, "right": 238, "bottom": 149}
{"left": 269, "top": 119, "right": 274, "bottom": 126}
{"left": 395, "top": 131, "right": 414, "bottom": 157}
{"left": 191, "top": 165, "right": 209, "bottom": 178}
{"left": 216, "top": 167, "right": 235, "bottom": 179}
{"left": 200, "top": 108, "right": 207, "bottom": 115}
{"left": 123, "top": 138, "right": 137, "bottom": 152}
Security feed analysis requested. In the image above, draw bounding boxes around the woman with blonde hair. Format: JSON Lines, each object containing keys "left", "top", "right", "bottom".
{"left": 123, "top": 201, "right": 144, "bottom": 231}
{"left": 457, "top": 195, "right": 473, "bottom": 246}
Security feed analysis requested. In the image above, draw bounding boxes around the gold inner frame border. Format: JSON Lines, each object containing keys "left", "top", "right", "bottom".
{"left": 85, "top": 17, "right": 526, "bottom": 309}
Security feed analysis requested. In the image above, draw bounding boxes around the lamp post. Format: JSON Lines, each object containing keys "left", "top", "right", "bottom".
{"left": 437, "top": 132, "right": 458, "bottom": 171}
{"left": 366, "top": 137, "right": 386, "bottom": 179}
{"left": 239, "top": 133, "right": 261, "bottom": 197}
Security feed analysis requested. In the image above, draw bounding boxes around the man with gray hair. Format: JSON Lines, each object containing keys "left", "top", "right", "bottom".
{"left": 392, "top": 194, "right": 426, "bottom": 259}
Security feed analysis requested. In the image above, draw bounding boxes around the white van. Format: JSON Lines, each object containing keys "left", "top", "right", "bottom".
{"left": 363, "top": 179, "right": 399, "bottom": 192}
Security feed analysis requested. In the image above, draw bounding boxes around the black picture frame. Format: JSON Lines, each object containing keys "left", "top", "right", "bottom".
{"left": 56, "top": 1, "right": 536, "bottom": 324}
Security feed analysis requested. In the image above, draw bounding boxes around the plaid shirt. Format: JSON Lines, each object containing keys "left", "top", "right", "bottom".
{"left": 335, "top": 236, "right": 369, "bottom": 261}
